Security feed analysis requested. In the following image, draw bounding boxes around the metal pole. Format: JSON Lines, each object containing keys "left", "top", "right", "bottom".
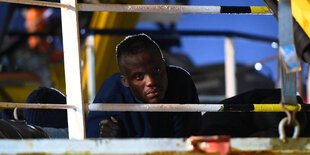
{"left": 2, "top": 138, "right": 310, "bottom": 154}
{"left": 0, "top": 102, "right": 76, "bottom": 110}
{"left": 86, "top": 35, "right": 96, "bottom": 104}
{"left": 88, "top": 103, "right": 306, "bottom": 112}
{"left": 0, "top": 0, "right": 69, "bottom": 9}
{"left": 60, "top": 0, "right": 85, "bottom": 139}
{"left": 78, "top": 3, "right": 271, "bottom": 14}
{"left": 224, "top": 37, "right": 237, "bottom": 98}
{"left": 0, "top": 102, "right": 308, "bottom": 112}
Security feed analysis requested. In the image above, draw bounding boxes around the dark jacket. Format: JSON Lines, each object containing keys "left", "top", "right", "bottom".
{"left": 86, "top": 66, "right": 201, "bottom": 138}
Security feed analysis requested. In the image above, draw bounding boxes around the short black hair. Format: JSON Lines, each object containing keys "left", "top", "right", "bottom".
{"left": 116, "top": 33, "right": 164, "bottom": 68}
{"left": 25, "top": 87, "right": 66, "bottom": 104}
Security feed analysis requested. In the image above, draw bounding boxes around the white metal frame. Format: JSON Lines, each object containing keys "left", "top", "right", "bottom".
{"left": 2, "top": 138, "right": 310, "bottom": 154}
{"left": 224, "top": 37, "right": 237, "bottom": 98}
{"left": 0, "top": 0, "right": 307, "bottom": 154}
{"left": 60, "top": 0, "right": 85, "bottom": 139}
{"left": 86, "top": 35, "right": 96, "bottom": 104}
{"left": 0, "top": 0, "right": 69, "bottom": 8}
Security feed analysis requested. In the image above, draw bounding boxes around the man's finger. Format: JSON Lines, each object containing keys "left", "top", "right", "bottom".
{"left": 110, "top": 116, "right": 118, "bottom": 123}
{"left": 99, "top": 119, "right": 109, "bottom": 126}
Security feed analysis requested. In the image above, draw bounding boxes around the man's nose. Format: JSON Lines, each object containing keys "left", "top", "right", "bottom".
{"left": 145, "top": 75, "right": 157, "bottom": 86}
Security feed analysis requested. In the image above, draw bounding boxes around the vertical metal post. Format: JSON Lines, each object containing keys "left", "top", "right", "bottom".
{"left": 86, "top": 35, "right": 96, "bottom": 104}
{"left": 60, "top": 0, "right": 85, "bottom": 139}
{"left": 224, "top": 37, "right": 237, "bottom": 98}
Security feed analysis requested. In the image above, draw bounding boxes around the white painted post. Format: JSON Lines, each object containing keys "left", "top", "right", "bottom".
{"left": 224, "top": 37, "right": 237, "bottom": 98}
{"left": 60, "top": 0, "right": 85, "bottom": 139}
{"left": 86, "top": 35, "right": 96, "bottom": 104}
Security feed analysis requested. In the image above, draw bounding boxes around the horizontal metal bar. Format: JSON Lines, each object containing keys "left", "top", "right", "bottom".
{"left": 78, "top": 4, "right": 220, "bottom": 13}
{"left": 7, "top": 29, "right": 278, "bottom": 43}
{"left": 1, "top": 138, "right": 310, "bottom": 154}
{"left": 78, "top": 3, "right": 271, "bottom": 14}
{"left": 0, "top": 0, "right": 69, "bottom": 9}
{"left": 0, "top": 102, "right": 76, "bottom": 110}
{"left": 88, "top": 103, "right": 306, "bottom": 112}
{"left": 88, "top": 103, "right": 223, "bottom": 112}
{"left": 84, "top": 29, "right": 278, "bottom": 43}
{"left": 0, "top": 138, "right": 191, "bottom": 154}
{"left": 0, "top": 102, "right": 307, "bottom": 112}
{"left": 2, "top": 1, "right": 271, "bottom": 15}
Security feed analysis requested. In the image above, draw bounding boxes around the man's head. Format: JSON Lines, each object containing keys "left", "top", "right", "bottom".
{"left": 23, "top": 87, "right": 68, "bottom": 128}
{"left": 116, "top": 34, "right": 168, "bottom": 103}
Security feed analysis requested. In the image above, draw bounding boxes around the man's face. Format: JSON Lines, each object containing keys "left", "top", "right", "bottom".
{"left": 120, "top": 51, "right": 168, "bottom": 103}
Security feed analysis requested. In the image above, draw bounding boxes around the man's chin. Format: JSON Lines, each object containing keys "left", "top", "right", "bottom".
{"left": 146, "top": 97, "right": 163, "bottom": 103}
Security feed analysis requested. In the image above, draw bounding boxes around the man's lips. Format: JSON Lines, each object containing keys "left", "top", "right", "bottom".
{"left": 146, "top": 89, "right": 160, "bottom": 98}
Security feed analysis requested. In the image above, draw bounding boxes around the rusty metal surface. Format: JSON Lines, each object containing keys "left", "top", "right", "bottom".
{"left": 1, "top": 137, "right": 310, "bottom": 154}
{"left": 231, "top": 137, "right": 310, "bottom": 154}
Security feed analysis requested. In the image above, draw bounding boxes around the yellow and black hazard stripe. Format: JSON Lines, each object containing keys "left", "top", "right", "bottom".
{"left": 220, "top": 6, "right": 271, "bottom": 14}
{"left": 222, "top": 104, "right": 309, "bottom": 112}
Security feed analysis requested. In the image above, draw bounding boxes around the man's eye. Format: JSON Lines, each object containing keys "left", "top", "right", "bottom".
{"left": 135, "top": 74, "right": 143, "bottom": 80}
{"left": 154, "top": 68, "right": 160, "bottom": 73}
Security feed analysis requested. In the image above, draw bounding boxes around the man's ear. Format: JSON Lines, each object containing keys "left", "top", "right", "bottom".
{"left": 120, "top": 75, "right": 129, "bottom": 87}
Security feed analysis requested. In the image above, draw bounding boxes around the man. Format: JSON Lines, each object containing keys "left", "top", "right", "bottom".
{"left": 23, "top": 87, "right": 69, "bottom": 138}
{"left": 86, "top": 34, "right": 201, "bottom": 138}
{"left": 0, "top": 87, "right": 68, "bottom": 138}
{"left": 23, "top": 87, "right": 68, "bottom": 129}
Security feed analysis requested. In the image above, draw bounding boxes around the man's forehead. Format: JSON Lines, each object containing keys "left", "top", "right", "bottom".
{"left": 120, "top": 53, "right": 164, "bottom": 74}
{"left": 121, "top": 51, "right": 162, "bottom": 63}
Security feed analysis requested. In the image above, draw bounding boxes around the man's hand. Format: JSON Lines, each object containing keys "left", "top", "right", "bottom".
{"left": 99, "top": 116, "right": 123, "bottom": 138}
